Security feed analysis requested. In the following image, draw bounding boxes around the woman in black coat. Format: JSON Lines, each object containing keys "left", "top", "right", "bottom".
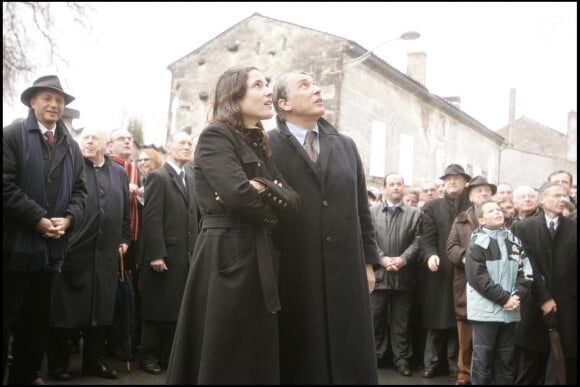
{"left": 165, "top": 67, "right": 301, "bottom": 385}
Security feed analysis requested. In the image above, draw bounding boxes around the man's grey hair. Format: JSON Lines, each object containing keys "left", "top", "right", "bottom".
{"left": 167, "top": 130, "right": 192, "bottom": 145}
{"left": 513, "top": 185, "right": 537, "bottom": 199}
{"left": 80, "top": 127, "right": 107, "bottom": 142}
{"left": 272, "top": 70, "right": 311, "bottom": 121}
{"left": 108, "top": 128, "right": 129, "bottom": 142}
{"left": 538, "top": 181, "right": 566, "bottom": 196}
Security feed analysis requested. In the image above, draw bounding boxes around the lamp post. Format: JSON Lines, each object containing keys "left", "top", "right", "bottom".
{"left": 344, "top": 30, "right": 421, "bottom": 68}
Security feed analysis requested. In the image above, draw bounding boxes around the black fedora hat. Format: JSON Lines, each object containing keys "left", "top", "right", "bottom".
{"left": 439, "top": 163, "right": 471, "bottom": 181}
{"left": 466, "top": 175, "right": 497, "bottom": 197}
{"left": 20, "top": 75, "right": 75, "bottom": 107}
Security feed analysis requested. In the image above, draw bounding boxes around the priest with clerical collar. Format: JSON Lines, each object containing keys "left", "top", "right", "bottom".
{"left": 47, "top": 127, "right": 131, "bottom": 381}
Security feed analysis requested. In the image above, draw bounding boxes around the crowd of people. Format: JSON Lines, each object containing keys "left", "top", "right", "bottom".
{"left": 367, "top": 168, "right": 576, "bottom": 385}
{"left": 3, "top": 72, "right": 576, "bottom": 385}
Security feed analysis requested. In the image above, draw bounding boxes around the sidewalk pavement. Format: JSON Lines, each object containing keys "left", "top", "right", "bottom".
{"left": 38, "top": 350, "right": 453, "bottom": 385}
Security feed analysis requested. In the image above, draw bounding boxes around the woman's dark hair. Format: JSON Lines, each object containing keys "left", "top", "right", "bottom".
{"left": 211, "top": 66, "right": 271, "bottom": 157}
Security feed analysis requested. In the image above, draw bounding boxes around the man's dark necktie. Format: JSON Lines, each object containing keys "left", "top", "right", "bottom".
{"left": 179, "top": 170, "right": 186, "bottom": 188}
{"left": 549, "top": 220, "right": 556, "bottom": 240}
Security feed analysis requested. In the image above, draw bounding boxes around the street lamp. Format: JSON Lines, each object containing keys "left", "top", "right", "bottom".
{"left": 344, "top": 31, "right": 421, "bottom": 68}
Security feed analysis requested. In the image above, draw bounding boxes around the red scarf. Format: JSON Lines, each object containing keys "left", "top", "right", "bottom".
{"left": 111, "top": 155, "right": 140, "bottom": 241}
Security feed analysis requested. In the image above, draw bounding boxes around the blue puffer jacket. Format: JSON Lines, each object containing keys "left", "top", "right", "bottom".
{"left": 465, "top": 227, "right": 533, "bottom": 323}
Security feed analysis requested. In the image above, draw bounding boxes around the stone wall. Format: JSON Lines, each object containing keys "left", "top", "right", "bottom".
{"left": 167, "top": 14, "right": 345, "bottom": 140}
{"left": 167, "top": 14, "right": 571, "bottom": 189}
{"left": 500, "top": 148, "right": 577, "bottom": 189}
{"left": 339, "top": 60, "right": 501, "bottom": 185}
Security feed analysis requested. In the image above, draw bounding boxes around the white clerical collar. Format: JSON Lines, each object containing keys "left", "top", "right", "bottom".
{"left": 94, "top": 158, "right": 105, "bottom": 168}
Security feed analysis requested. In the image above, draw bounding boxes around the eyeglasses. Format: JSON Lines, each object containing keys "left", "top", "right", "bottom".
{"left": 113, "top": 136, "right": 133, "bottom": 142}
{"left": 137, "top": 158, "right": 150, "bottom": 163}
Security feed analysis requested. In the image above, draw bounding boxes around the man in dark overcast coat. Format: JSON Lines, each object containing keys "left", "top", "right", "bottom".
{"left": 268, "top": 70, "right": 380, "bottom": 384}
{"left": 48, "top": 127, "right": 130, "bottom": 380}
{"left": 513, "top": 182, "right": 577, "bottom": 385}
{"left": 3, "top": 75, "right": 87, "bottom": 385}
{"left": 419, "top": 163, "right": 471, "bottom": 379}
{"left": 139, "top": 131, "right": 199, "bottom": 374}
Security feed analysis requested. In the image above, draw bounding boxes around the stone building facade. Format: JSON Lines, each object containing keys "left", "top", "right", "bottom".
{"left": 166, "top": 13, "right": 572, "bottom": 188}
{"left": 496, "top": 90, "right": 577, "bottom": 188}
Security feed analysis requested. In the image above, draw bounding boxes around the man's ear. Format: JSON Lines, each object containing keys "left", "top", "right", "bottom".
{"left": 277, "top": 98, "right": 291, "bottom": 112}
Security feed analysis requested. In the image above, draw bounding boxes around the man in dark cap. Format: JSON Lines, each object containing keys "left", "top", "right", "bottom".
{"left": 446, "top": 176, "right": 496, "bottom": 385}
{"left": 419, "top": 163, "right": 471, "bottom": 380}
{"left": 3, "top": 75, "right": 87, "bottom": 385}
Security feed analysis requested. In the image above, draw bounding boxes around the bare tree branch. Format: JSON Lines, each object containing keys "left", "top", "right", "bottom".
{"left": 3, "top": 2, "right": 93, "bottom": 103}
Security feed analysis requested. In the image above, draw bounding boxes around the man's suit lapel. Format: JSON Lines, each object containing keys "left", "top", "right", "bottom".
{"left": 317, "top": 125, "right": 335, "bottom": 181}
{"left": 166, "top": 163, "right": 188, "bottom": 203}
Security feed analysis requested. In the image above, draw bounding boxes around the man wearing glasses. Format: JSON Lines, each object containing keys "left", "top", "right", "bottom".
{"left": 105, "top": 129, "right": 143, "bottom": 361}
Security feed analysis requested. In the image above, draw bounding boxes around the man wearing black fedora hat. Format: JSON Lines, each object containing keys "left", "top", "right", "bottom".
{"left": 419, "top": 163, "right": 471, "bottom": 379}
{"left": 3, "top": 75, "right": 87, "bottom": 384}
{"left": 446, "top": 176, "right": 496, "bottom": 385}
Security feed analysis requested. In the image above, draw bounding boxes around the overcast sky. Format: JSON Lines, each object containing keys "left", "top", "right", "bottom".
{"left": 4, "top": 2, "right": 576, "bottom": 146}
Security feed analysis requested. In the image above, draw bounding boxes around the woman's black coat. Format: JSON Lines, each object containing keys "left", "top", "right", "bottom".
{"left": 166, "top": 124, "right": 300, "bottom": 384}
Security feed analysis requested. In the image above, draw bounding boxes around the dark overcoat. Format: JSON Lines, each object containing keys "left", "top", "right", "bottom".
{"left": 50, "top": 156, "right": 131, "bottom": 327}
{"left": 419, "top": 191, "right": 470, "bottom": 329}
{"left": 166, "top": 124, "right": 300, "bottom": 385}
{"left": 141, "top": 162, "right": 199, "bottom": 321}
{"left": 268, "top": 117, "right": 380, "bottom": 384}
{"left": 3, "top": 111, "right": 87, "bottom": 271}
{"left": 513, "top": 215, "right": 577, "bottom": 358}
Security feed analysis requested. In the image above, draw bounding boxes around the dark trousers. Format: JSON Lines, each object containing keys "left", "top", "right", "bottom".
{"left": 370, "top": 289, "right": 413, "bottom": 365}
{"left": 410, "top": 286, "right": 426, "bottom": 367}
{"left": 140, "top": 320, "right": 176, "bottom": 368}
{"left": 471, "top": 321, "right": 516, "bottom": 385}
{"left": 514, "top": 346, "right": 547, "bottom": 385}
{"left": 515, "top": 345, "right": 577, "bottom": 385}
{"left": 2, "top": 270, "right": 53, "bottom": 384}
{"left": 47, "top": 326, "right": 108, "bottom": 373}
{"left": 423, "top": 327, "right": 459, "bottom": 372}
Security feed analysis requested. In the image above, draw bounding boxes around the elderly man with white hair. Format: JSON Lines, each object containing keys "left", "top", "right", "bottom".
{"left": 512, "top": 185, "right": 542, "bottom": 227}
{"left": 47, "top": 127, "right": 131, "bottom": 380}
